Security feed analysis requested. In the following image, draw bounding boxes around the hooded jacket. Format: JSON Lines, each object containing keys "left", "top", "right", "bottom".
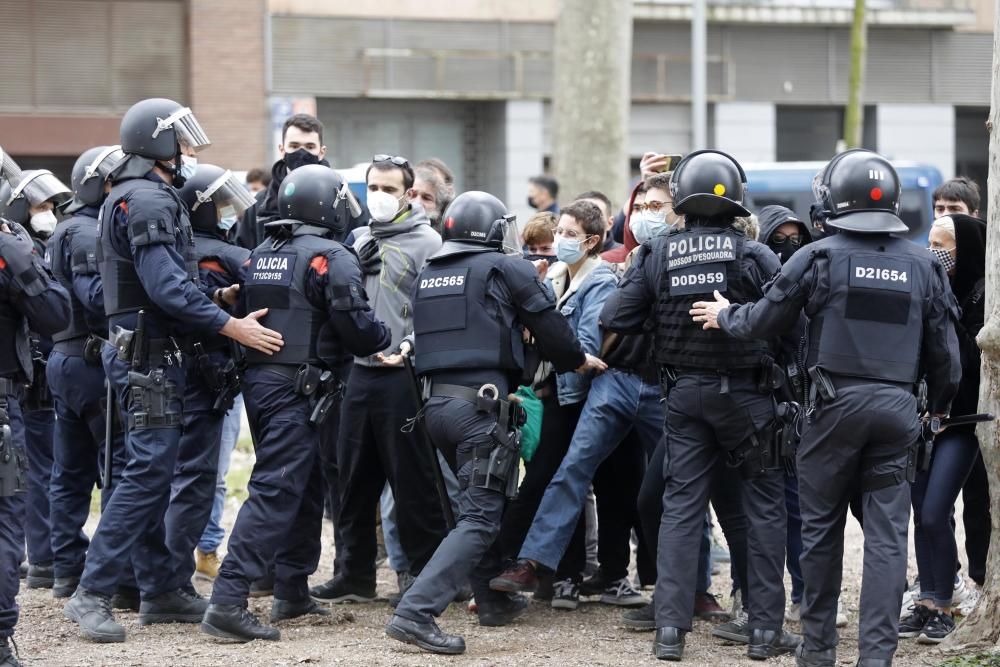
{"left": 947, "top": 213, "right": 987, "bottom": 422}
{"left": 756, "top": 205, "right": 812, "bottom": 260}
{"left": 351, "top": 202, "right": 441, "bottom": 367}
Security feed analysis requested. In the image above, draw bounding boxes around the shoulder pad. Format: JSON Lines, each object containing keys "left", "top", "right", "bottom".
{"left": 500, "top": 255, "right": 555, "bottom": 313}
{"left": 123, "top": 188, "right": 181, "bottom": 247}
{"left": 764, "top": 246, "right": 822, "bottom": 304}
{"left": 323, "top": 249, "right": 370, "bottom": 311}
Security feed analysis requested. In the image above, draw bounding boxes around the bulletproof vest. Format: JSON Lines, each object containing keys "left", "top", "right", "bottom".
{"left": 413, "top": 249, "right": 524, "bottom": 376}
{"left": 653, "top": 227, "right": 769, "bottom": 370}
{"left": 49, "top": 214, "right": 101, "bottom": 342}
{"left": 97, "top": 177, "right": 199, "bottom": 317}
{"left": 194, "top": 234, "right": 251, "bottom": 282}
{"left": 243, "top": 228, "right": 338, "bottom": 367}
{"left": 807, "top": 233, "right": 928, "bottom": 383}
{"left": 0, "top": 237, "right": 35, "bottom": 380}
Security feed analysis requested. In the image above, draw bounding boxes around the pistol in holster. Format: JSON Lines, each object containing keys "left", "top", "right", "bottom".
{"left": 127, "top": 368, "right": 180, "bottom": 430}
{"left": 293, "top": 363, "right": 342, "bottom": 426}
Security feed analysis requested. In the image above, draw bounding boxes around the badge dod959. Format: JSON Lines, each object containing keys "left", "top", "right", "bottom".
{"left": 666, "top": 233, "right": 736, "bottom": 296}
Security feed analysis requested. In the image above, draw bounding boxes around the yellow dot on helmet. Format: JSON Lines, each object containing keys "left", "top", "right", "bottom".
{"left": 713, "top": 184, "right": 727, "bottom": 196}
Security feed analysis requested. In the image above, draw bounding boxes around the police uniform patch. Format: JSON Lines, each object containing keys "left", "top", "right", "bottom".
{"left": 417, "top": 268, "right": 469, "bottom": 297}
{"left": 848, "top": 255, "right": 911, "bottom": 293}
{"left": 665, "top": 234, "right": 735, "bottom": 296}
{"left": 249, "top": 252, "right": 296, "bottom": 285}
{"left": 846, "top": 254, "right": 912, "bottom": 324}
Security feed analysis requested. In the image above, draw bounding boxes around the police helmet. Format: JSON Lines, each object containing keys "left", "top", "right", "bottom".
{"left": 277, "top": 164, "right": 350, "bottom": 233}
{"left": 68, "top": 145, "right": 125, "bottom": 210}
{"left": 0, "top": 169, "right": 71, "bottom": 225}
{"left": 670, "top": 150, "right": 751, "bottom": 219}
{"left": 178, "top": 164, "right": 256, "bottom": 233}
{"left": 440, "top": 191, "right": 517, "bottom": 251}
{"left": 120, "top": 98, "right": 211, "bottom": 161}
{"left": 812, "top": 149, "right": 907, "bottom": 234}
{"left": 0, "top": 145, "right": 22, "bottom": 188}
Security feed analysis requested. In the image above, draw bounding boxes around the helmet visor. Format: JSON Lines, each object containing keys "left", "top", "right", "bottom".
{"left": 193, "top": 170, "right": 256, "bottom": 217}
{"left": 82, "top": 145, "right": 125, "bottom": 184}
{"left": 498, "top": 214, "right": 520, "bottom": 255}
{"left": 0, "top": 146, "right": 22, "bottom": 186}
{"left": 154, "top": 107, "right": 211, "bottom": 153}
{"left": 8, "top": 170, "right": 71, "bottom": 207}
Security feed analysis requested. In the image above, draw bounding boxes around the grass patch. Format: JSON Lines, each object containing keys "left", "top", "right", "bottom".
{"left": 225, "top": 456, "right": 252, "bottom": 503}
{"left": 942, "top": 653, "right": 1000, "bottom": 667}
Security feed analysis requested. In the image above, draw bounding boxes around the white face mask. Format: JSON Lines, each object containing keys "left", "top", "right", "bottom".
{"left": 367, "top": 190, "right": 404, "bottom": 223}
{"left": 29, "top": 210, "right": 57, "bottom": 236}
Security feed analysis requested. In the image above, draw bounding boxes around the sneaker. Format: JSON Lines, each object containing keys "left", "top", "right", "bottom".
{"left": 0, "top": 636, "right": 21, "bottom": 667}
{"left": 489, "top": 560, "right": 540, "bottom": 594}
{"left": 898, "top": 603, "right": 934, "bottom": 639}
{"left": 957, "top": 583, "right": 981, "bottom": 617}
{"left": 836, "top": 598, "right": 848, "bottom": 628}
{"left": 623, "top": 601, "right": 656, "bottom": 631}
{"left": 694, "top": 592, "right": 730, "bottom": 621}
{"left": 195, "top": 549, "right": 221, "bottom": 581}
{"left": 952, "top": 576, "right": 976, "bottom": 613}
{"left": 785, "top": 602, "right": 802, "bottom": 623}
{"left": 917, "top": 610, "right": 956, "bottom": 644}
{"left": 388, "top": 571, "right": 415, "bottom": 608}
{"left": 899, "top": 579, "right": 920, "bottom": 620}
{"left": 551, "top": 579, "right": 580, "bottom": 610}
{"left": 309, "top": 576, "right": 376, "bottom": 604}
{"left": 712, "top": 608, "right": 750, "bottom": 644}
{"left": 601, "top": 578, "right": 647, "bottom": 607}
{"left": 579, "top": 572, "right": 607, "bottom": 597}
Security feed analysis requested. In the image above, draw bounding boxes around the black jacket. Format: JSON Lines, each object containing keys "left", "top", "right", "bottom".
{"left": 947, "top": 214, "right": 987, "bottom": 422}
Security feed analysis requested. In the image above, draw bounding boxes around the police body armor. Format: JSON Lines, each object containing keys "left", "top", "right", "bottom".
{"left": 654, "top": 227, "right": 769, "bottom": 370}
{"left": 412, "top": 248, "right": 525, "bottom": 377}
{"left": 97, "top": 178, "right": 199, "bottom": 318}
{"left": 806, "top": 232, "right": 928, "bottom": 384}
{"left": 49, "top": 213, "right": 101, "bottom": 343}
{"left": 194, "top": 234, "right": 251, "bottom": 284}
{"left": 243, "top": 227, "right": 344, "bottom": 368}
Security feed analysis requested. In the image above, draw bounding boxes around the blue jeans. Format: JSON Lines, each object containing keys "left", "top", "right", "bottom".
{"left": 197, "top": 394, "right": 243, "bottom": 554}
{"left": 520, "top": 370, "right": 663, "bottom": 571}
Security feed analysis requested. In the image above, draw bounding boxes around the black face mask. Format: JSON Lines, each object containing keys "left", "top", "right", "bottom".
{"left": 284, "top": 148, "right": 321, "bottom": 172}
{"left": 524, "top": 253, "right": 557, "bottom": 265}
{"left": 770, "top": 241, "right": 798, "bottom": 265}
{"left": 527, "top": 196, "right": 537, "bottom": 210}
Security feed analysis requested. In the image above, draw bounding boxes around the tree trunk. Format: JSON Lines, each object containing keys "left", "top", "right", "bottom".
{"left": 551, "top": 0, "right": 632, "bottom": 204}
{"left": 843, "top": 0, "right": 867, "bottom": 148}
{"left": 943, "top": 3, "right": 1000, "bottom": 651}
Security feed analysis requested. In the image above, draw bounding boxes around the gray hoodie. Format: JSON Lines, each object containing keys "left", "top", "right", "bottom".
{"left": 351, "top": 202, "right": 441, "bottom": 367}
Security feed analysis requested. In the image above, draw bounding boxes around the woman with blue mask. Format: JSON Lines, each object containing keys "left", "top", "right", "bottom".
{"left": 492, "top": 199, "right": 618, "bottom": 611}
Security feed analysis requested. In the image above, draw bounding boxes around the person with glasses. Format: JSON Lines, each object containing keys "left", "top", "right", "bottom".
{"left": 310, "top": 154, "right": 449, "bottom": 607}
{"left": 756, "top": 206, "right": 812, "bottom": 266}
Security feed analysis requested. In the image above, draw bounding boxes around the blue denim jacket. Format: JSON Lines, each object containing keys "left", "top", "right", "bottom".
{"left": 546, "top": 259, "right": 619, "bottom": 406}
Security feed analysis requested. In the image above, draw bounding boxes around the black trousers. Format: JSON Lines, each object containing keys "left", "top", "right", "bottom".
{"left": 336, "top": 365, "right": 447, "bottom": 585}
{"left": 318, "top": 358, "right": 352, "bottom": 577}
{"left": 961, "top": 450, "right": 991, "bottom": 586}
{"left": 495, "top": 397, "right": 587, "bottom": 581}
{"left": 593, "top": 431, "right": 646, "bottom": 582}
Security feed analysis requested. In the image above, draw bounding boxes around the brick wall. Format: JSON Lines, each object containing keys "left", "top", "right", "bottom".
{"left": 189, "top": 0, "right": 269, "bottom": 173}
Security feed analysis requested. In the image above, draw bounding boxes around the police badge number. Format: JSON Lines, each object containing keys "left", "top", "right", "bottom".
{"left": 249, "top": 253, "right": 296, "bottom": 285}
{"left": 665, "top": 234, "right": 736, "bottom": 296}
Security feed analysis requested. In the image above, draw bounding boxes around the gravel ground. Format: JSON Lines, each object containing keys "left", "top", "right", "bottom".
{"left": 12, "top": 444, "right": 960, "bottom": 666}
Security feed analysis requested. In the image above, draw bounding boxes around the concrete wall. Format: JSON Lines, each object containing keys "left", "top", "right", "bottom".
{"left": 269, "top": 0, "right": 557, "bottom": 20}
{"left": 714, "top": 102, "right": 776, "bottom": 164}
{"left": 503, "top": 100, "right": 546, "bottom": 226}
{"left": 876, "top": 104, "right": 955, "bottom": 180}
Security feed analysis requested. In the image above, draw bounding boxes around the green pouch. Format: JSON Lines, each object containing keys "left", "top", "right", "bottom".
{"left": 515, "top": 385, "right": 543, "bottom": 462}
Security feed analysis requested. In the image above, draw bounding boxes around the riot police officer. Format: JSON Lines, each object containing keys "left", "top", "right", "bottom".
{"left": 201, "top": 164, "right": 390, "bottom": 643}
{"left": 164, "top": 164, "right": 255, "bottom": 594}
{"left": 601, "top": 150, "right": 797, "bottom": 661}
{"left": 0, "top": 147, "right": 72, "bottom": 667}
{"left": 63, "top": 97, "right": 283, "bottom": 643}
{"left": 691, "top": 149, "right": 961, "bottom": 666}
{"left": 0, "top": 168, "right": 73, "bottom": 592}
{"left": 386, "top": 191, "right": 606, "bottom": 655}
{"left": 45, "top": 145, "right": 126, "bottom": 600}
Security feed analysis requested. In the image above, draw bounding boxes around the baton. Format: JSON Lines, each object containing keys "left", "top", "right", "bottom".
{"left": 402, "top": 354, "right": 456, "bottom": 530}
{"left": 102, "top": 378, "right": 113, "bottom": 489}
{"left": 940, "top": 413, "right": 995, "bottom": 429}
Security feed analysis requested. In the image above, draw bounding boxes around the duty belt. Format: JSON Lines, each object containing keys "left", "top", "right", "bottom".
{"left": 431, "top": 383, "right": 508, "bottom": 414}
{"left": 109, "top": 327, "right": 179, "bottom": 368}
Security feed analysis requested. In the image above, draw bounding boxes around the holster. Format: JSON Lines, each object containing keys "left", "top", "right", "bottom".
{"left": 309, "top": 370, "right": 343, "bottom": 426}
{"left": 23, "top": 356, "right": 52, "bottom": 411}
{"left": 0, "top": 392, "right": 24, "bottom": 497}
{"left": 127, "top": 368, "right": 180, "bottom": 430}
{"left": 83, "top": 334, "right": 105, "bottom": 366}
{"left": 193, "top": 342, "right": 242, "bottom": 415}
{"left": 477, "top": 399, "right": 525, "bottom": 498}
{"left": 757, "top": 355, "right": 784, "bottom": 394}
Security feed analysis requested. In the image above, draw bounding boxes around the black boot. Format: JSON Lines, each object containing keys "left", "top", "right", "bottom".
{"left": 52, "top": 575, "right": 81, "bottom": 599}
{"left": 653, "top": 627, "right": 686, "bottom": 661}
{"left": 478, "top": 593, "right": 529, "bottom": 627}
{"left": 388, "top": 571, "right": 415, "bottom": 608}
{"left": 249, "top": 573, "right": 274, "bottom": 598}
{"left": 386, "top": 615, "right": 466, "bottom": 655}
{"left": 63, "top": 588, "right": 126, "bottom": 643}
{"left": 26, "top": 562, "right": 54, "bottom": 589}
{"left": 202, "top": 603, "right": 280, "bottom": 642}
{"left": 308, "top": 576, "right": 376, "bottom": 604}
{"left": 110, "top": 585, "right": 141, "bottom": 611}
{"left": 270, "top": 597, "right": 331, "bottom": 623}
{"left": 0, "top": 636, "right": 21, "bottom": 667}
{"left": 796, "top": 645, "right": 836, "bottom": 667}
{"left": 748, "top": 628, "right": 802, "bottom": 660}
{"left": 138, "top": 588, "right": 208, "bottom": 625}
{"left": 623, "top": 601, "right": 656, "bottom": 631}
{"left": 857, "top": 660, "right": 892, "bottom": 667}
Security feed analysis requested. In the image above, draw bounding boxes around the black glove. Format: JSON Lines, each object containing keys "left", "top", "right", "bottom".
{"left": 358, "top": 237, "right": 382, "bottom": 276}
{"left": 0, "top": 226, "right": 43, "bottom": 293}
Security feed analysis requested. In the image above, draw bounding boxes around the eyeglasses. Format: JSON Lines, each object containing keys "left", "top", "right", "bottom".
{"left": 554, "top": 227, "right": 595, "bottom": 241}
{"left": 373, "top": 154, "right": 411, "bottom": 168}
{"left": 633, "top": 201, "right": 673, "bottom": 214}
{"left": 771, "top": 232, "right": 803, "bottom": 246}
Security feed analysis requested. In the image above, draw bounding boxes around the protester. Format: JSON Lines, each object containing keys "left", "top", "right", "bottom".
{"left": 527, "top": 175, "right": 560, "bottom": 214}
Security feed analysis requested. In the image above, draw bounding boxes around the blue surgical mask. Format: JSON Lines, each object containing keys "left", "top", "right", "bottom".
{"left": 180, "top": 156, "right": 197, "bottom": 181}
{"left": 218, "top": 217, "right": 237, "bottom": 232}
{"left": 555, "top": 237, "right": 586, "bottom": 264}
{"left": 630, "top": 210, "right": 674, "bottom": 245}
